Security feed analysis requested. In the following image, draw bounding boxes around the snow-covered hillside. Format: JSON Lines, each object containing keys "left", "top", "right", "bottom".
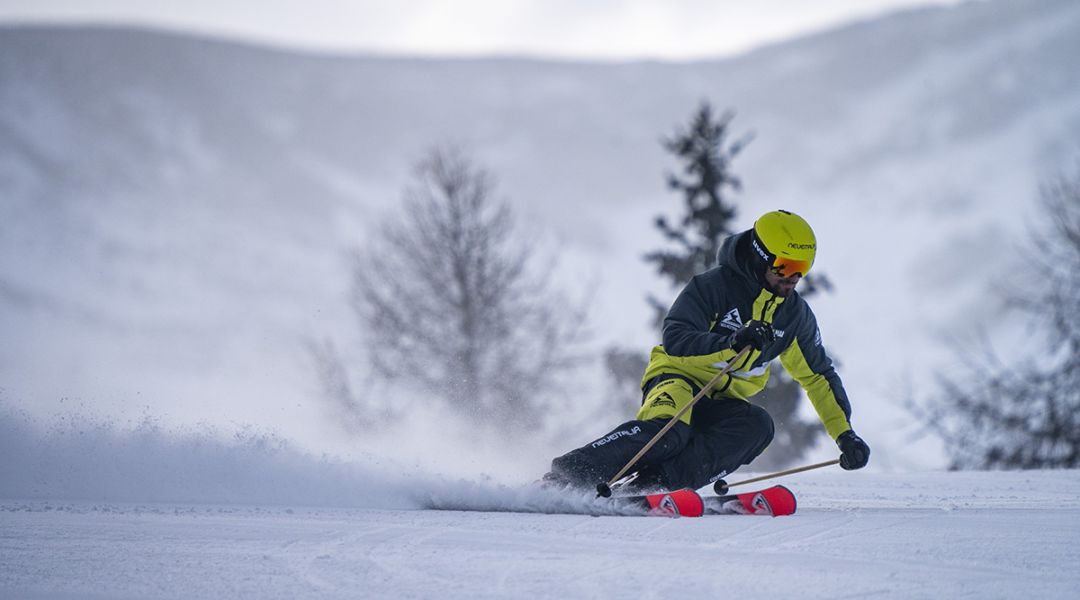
{"left": 2, "top": 0, "right": 1080, "bottom": 470}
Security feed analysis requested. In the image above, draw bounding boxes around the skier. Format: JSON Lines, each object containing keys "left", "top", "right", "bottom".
{"left": 546, "top": 210, "right": 870, "bottom": 492}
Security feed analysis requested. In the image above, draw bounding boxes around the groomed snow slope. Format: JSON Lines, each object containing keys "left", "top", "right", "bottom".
{"left": 2, "top": 405, "right": 1077, "bottom": 600}
{"left": 3, "top": 470, "right": 1078, "bottom": 599}
{"left": 2, "top": 407, "right": 1078, "bottom": 598}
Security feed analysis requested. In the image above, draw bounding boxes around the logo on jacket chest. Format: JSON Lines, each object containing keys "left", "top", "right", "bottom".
{"left": 718, "top": 307, "right": 787, "bottom": 340}
{"left": 719, "top": 308, "right": 743, "bottom": 331}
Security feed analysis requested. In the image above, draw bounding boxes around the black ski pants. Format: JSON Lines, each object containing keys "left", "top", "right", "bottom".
{"left": 550, "top": 396, "right": 775, "bottom": 491}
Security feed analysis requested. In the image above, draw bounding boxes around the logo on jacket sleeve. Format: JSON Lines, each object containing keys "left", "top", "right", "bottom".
{"left": 719, "top": 308, "right": 743, "bottom": 331}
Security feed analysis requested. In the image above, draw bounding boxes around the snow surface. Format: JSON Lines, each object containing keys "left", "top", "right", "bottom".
{"left": 3, "top": 474, "right": 1078, "bottom": 599}
{"left": 2, "top": 409, "right": 1079, "bottom": 599}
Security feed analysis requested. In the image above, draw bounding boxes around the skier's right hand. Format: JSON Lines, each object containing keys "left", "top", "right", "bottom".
{"left": 837, "top": 430, "right": 870, "bottom": 470}
{"left": 731, "top": 320, "right": 775, "bottom": 352}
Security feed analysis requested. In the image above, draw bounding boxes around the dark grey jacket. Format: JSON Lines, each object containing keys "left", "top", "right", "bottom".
{"left": 640, "top": 230, "right": 853, "bottom": 440}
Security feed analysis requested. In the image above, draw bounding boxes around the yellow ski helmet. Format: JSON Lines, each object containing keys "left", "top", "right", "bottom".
{"left": 750, "top": 210, "right": 816, "bottom": 277}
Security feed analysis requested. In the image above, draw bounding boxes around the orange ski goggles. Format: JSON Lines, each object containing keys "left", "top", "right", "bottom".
{"left": 769, "top": 256, "right": 812, "bottom": 278}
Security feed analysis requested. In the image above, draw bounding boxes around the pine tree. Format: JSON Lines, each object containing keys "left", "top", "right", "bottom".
{"left": 645, "top": 101, "right": 821, "bottom": 469}
{"left": 644, "top": 102, "right": 750, "bottom": 327}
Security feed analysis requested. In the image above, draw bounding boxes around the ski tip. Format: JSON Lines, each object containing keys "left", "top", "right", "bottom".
{"left": 754, "top": 485, "right": 796, "bottom": 517}
{"left": 777, "top": 483, "right": 794, "bottom": 515}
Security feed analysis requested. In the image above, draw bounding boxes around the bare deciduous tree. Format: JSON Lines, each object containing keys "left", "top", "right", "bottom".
{"left": 910, "top": 168, "right": 1080, "bottom": 469}
{"left": 347, "top": 146, "right": 587, "bottom": 432}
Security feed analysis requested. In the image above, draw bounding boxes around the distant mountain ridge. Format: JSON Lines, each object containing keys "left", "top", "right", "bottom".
{"left": 2, "top": 0, "right": 1079, "bottom": 464}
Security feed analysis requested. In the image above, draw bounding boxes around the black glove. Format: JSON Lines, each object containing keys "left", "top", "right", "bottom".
{"left": 731, "top": 320, "right": 775, "bottom": 352}
{"left": 837, "top": 430, "right": 870, "bottom": 470}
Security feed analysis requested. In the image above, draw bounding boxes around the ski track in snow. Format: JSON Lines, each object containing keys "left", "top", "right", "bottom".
{"left": 3, "top": 471, "right": 1080, "bottom": 599}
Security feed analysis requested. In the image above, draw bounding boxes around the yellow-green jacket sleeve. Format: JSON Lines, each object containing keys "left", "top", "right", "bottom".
{"left": 778, "top": 311, "right": 852, "bottom": 440}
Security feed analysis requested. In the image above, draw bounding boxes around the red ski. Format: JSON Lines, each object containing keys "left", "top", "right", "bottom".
{"left": 424, "top": 484, "right": 795, "bottom": 517}
{"left": 634, "top": 488, "right": 705, "bottom": 517}
{"left": 704, "top": 484, "right": 797, "bottom": 516}
{"left": 622, "top": 485, "right": 796, "bottom": 518}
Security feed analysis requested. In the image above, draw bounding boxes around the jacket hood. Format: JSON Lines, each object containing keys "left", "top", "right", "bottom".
{"left": 716, "top": 229, "right": 764, "bottom": 285}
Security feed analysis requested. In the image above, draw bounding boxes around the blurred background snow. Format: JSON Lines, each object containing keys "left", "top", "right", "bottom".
{"left": 2, "top": 0, "right": 1079, "bottom": 496}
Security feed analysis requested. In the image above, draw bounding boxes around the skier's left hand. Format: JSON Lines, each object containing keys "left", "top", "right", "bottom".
{"left": 837, "top": 430, "right": 870, "bottom": 470}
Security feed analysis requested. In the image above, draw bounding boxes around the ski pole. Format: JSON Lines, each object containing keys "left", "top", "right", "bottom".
{"left": 712, "top": 458, "right": 840, "bottom": 495}
{"left": 597, "top": 345, "right": 752, "bottom": 498}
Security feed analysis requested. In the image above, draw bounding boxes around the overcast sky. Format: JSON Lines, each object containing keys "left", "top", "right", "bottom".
{"left": 0, "top": 0, "right": 970, "bottom": 60}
